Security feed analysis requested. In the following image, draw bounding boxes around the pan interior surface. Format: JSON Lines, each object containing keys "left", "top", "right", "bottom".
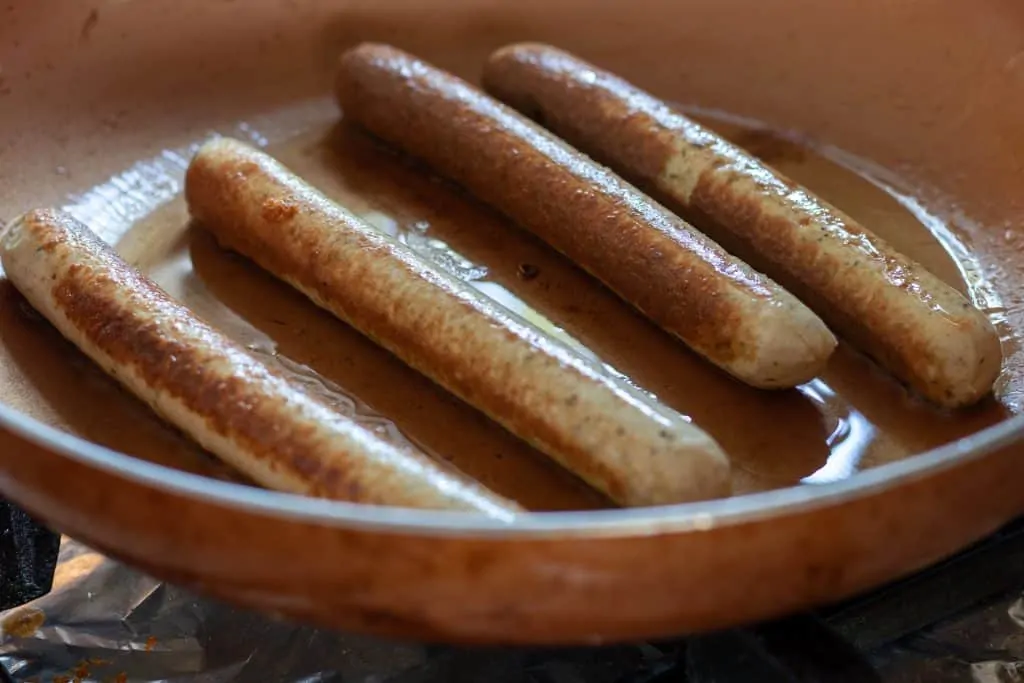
{"left": 0, "top": 108, "right": 1016, "bottom": 511}
{"left": 1, "top": 0, "right": 1023, "bottom": 518}
{"left": 0, "top": 0, "right": 1023, "bottom": 644}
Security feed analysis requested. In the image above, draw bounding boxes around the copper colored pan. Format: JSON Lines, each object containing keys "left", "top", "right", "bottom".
{"left": 0, "top": 0, "right": 1023, "bottom": 644}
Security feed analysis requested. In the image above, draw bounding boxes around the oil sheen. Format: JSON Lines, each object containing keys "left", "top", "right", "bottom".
{"left": 0, "top": 109, "right": 1011, "bottom": 511}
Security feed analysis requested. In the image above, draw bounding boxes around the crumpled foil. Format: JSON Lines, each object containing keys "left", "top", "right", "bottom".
{"left": 0, "top": 538, "right": 675, "bottom": 683}
{"left": 0, "top": 535, "right": 1020, "bottom": 682}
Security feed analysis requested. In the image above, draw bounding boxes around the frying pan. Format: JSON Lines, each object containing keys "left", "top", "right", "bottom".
{"left": 1, "top": 0, "right": 1023, "bottom": 645}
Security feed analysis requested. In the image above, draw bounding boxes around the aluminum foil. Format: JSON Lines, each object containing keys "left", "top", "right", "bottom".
{"left": 0, "top": 538, "right": 674, "bottom": 683}
{"left": 873, "top": 592, "right": 1024, "bottom": 683}
{"left": 0, "top": 535, "right": 1021, "bottom": 682}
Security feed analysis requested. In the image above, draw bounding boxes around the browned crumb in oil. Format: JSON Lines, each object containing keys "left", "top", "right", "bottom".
{"left": 145, "top": 635, "right": 158, "bottom": 652}
{"left": 517, "top": 262, "right": 540, "bottom": 280}
{"left": 73, "top": 660, "right": 91, "bottom": 680}
{"left": 80, "top": 9, "right": 99, "bottom": 42}
{"left": 1, "top": 606, "right": 45, "bottom": 637}
{"left": 45, "top": 656, "right": 101, "bottom": 683}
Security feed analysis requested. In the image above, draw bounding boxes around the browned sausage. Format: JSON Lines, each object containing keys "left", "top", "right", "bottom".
{"left": 482, "top": 43, "right": 1003, "bottom": 408}
{"left": 0, "top": 208, "right": 521, "bottom": 517}
{"left": 185, "top": 137, "right": 732, "bottom": 507}
{"left": 334, "top": 43, "right": 837, "bottom": 390}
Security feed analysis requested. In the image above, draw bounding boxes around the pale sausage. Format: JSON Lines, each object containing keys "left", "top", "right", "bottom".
{"left": 335, "top": 43, "right": 837, "bottom": 390}
{"left": 0, "top": 208, "right": 521, "bottom": 516}
{"left": 482, "top": 43, "right": 1003, "bottom": 408}
{"left": 185, "top": 137, "right": 732, "bottom": 506}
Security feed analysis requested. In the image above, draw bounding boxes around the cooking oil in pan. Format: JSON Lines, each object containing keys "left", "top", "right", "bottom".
{"left": 0, "top": 109, "right": 1011, "bottom": 509}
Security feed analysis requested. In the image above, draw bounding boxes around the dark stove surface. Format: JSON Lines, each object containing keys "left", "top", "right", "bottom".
{"left": 1, "top": 502, "right": 1022, "bottom": 683}
{"left": 0, "top": 503, "right": 60, "bottom": 614}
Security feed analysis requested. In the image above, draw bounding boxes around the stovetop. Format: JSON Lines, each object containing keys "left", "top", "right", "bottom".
{"left": 1, "top": 499, "right": 1022, "bottom": 682}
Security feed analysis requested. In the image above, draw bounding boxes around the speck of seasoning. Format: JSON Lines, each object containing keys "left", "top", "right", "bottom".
{"left": 144, "top": 635, "right": 157, "bottom": 651}
{"left": 517, "top": 263, "right": 540, "bottom": 281}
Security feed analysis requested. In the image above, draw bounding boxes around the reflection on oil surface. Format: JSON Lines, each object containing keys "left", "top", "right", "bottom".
{"left": 0, "top": 107, "right": 1010, "bottom": 510}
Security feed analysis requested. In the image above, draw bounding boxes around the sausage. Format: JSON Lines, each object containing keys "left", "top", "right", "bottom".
{"left": 0, "top": 208, "right": 521, "bottom": 517}
{"left": 334, "top": 43, "right": 837, "bottom": 390}
{"left": 185, "top": 137, "right": 732, "bottom": 506}
{"left": 482, "top": 43, "right": 1003, "bottom": 408}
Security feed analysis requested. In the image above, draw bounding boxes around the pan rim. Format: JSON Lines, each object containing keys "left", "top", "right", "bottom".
{"left": 1, "top": 400, "right": 1021, "bottom": 538}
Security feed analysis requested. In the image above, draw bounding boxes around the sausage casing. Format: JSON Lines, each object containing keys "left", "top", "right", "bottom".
{"left": 0, "top": 208, "right": 520, "bottom": 516}
{"left": 482, "top": 43, "right": 1003, "bottom": 408}
{"left": 334, "top": 43, "right": 837, "bottom": 390}
{"left": 185, "top": 137, "right": 732, "bottom": 506}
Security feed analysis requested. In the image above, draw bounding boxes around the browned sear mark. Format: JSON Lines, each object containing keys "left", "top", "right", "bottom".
{"left": 49, "top": 265, "right": 357, "bottom": 499}
{"left": 261, "top": 197, "right": 298, "bottom": 223}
